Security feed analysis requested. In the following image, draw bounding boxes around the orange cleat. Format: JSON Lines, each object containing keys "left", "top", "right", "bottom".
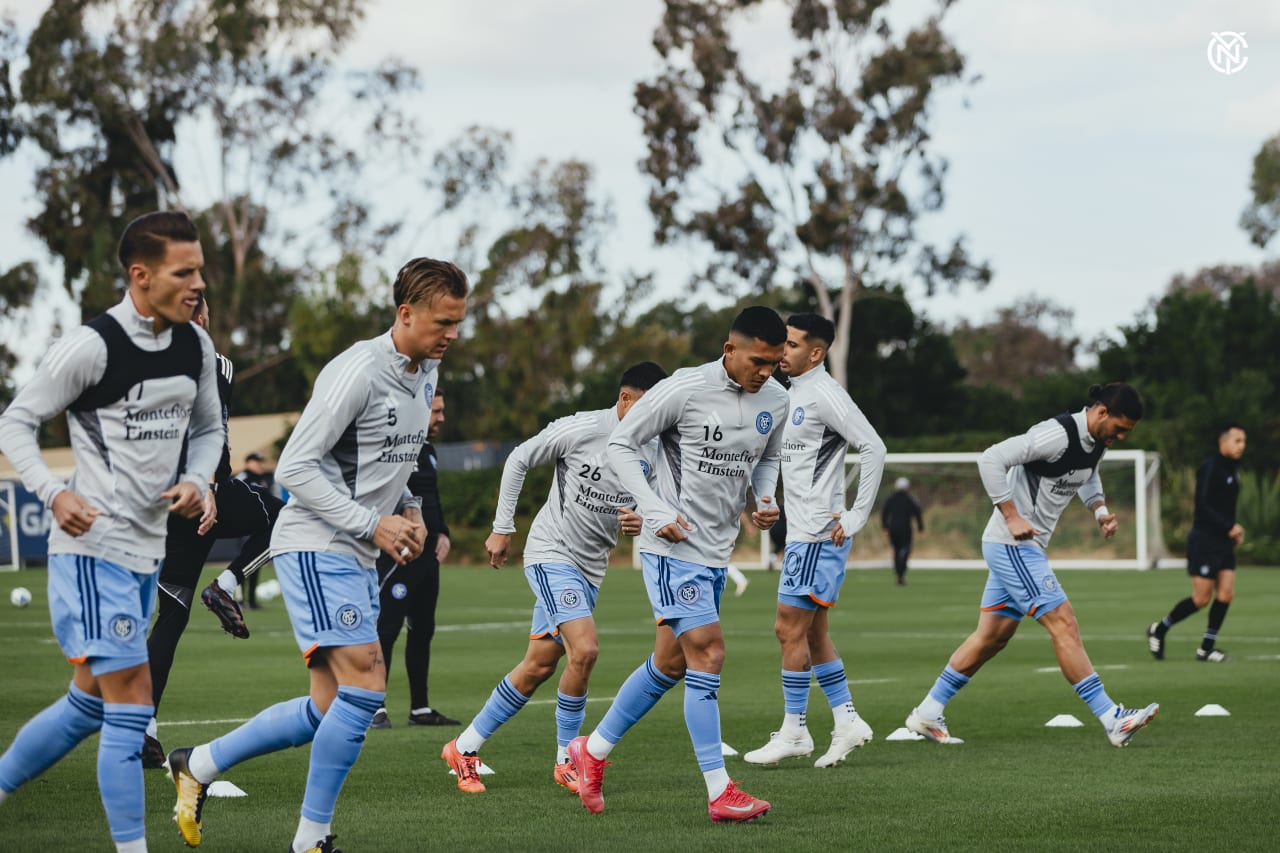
{"left": 441, "top": 738, "right": 486, "bottom": 793}
{"left": 708, "top": 780, "right": 771, "bottom": 823}
{"left": 553, "top": 759, "right": 580, "bottom": 793}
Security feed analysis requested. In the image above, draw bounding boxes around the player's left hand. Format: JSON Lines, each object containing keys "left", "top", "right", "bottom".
{"left": 830, "top": 514, "right": 847, "bottom": 547}
{"left": 751, "top": 496, "right": 780, "bottom": 531}
{"left": 1097, "top": 512, "right": 1119, "bottom": 539}
{"left": 196, "top": 486, "right": 218, "bottom": 535}
{"left": 163, "top": 481, "right": 205, "bottom": 519}
{"left": 435, "top": 533, "right": 452, "bottom": 563}
{"left": 617, "top": 507, "right": 642, "bottom": 536}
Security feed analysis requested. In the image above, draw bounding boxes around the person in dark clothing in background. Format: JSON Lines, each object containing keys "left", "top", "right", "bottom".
{"left": 371, "top": 386, "right": 458, "bottom": 728}
{"left": 881, "top": 477, "right": 924, "bottom": 586}
{"left": 1147, "top": 423, "right": 1247, "bottom": 663}
{"left": 226, "top": 452, "right": 280, "bottom": 609}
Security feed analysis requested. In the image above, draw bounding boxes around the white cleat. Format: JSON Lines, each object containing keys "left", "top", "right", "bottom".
{"left": 905, "top": 709, "right": 964, "bottom": 744}
{"left": 1105, "top": 702, "right": 1159, "bottom": 747}
{"left": 814, "top": 715, "right": 874, "bottom": 768}
{"left": 743, "top": 729, "right": 815, "bottom": 765}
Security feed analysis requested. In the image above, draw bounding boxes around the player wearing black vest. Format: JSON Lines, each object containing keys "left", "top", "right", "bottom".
{"left": 141, "top": 294, "right": 285, "bottom": 768}
{"left": 370, "top": 387, "right": 457, "bottom": 729}
{"left": 1147, "top": 423, "right": 1247, "bottom": 663}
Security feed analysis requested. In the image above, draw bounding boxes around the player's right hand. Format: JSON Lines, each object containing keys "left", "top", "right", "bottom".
{"left": 656, "top": 514, "right": 693, "bottom": 543}
{"left": 51, "top": 489, "right": 101, "bottom": 537}
{"left": 485, "top": 532, "right": 512, "bottom": 569}
{"left": 374, "top": 514, "right": 425, "bottom": 565}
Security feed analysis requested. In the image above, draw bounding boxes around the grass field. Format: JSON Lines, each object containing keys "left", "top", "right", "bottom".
{"left": 2, "top": 564, "right": 1279, "bottom": 852}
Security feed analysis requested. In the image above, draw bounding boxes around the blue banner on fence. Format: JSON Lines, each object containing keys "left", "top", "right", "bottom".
{"left": 1, "top": 481, "right": 54, "bottom": 562}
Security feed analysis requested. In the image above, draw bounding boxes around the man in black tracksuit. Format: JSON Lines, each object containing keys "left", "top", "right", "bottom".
{"left": 142, "top": 295, "right": 285, "bottom": 766}
{"left": 1147, "top": 423, "right": 1247, "bottom": 662}
{"left": 370, "top": 387, "right": 458, "bottom": 728}
{"left": 881, "top": 477, "right": 924, "bottom": 586}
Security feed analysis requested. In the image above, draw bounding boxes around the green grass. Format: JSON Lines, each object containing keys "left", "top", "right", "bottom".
{"left": 2, "top": 565, "right": 1279, "bottom": 852}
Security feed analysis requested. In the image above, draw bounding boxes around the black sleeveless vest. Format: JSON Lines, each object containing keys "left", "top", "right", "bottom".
{"left": 69, "top": 313, "right": 202, "bottom": 412}
{"left": 1024, "top": 413, "right": 1104, "bottom": 478}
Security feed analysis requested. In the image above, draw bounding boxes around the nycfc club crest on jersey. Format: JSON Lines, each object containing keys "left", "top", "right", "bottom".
{"left": 424, "top": 382, "right": 434, "bottom": 405}
{"left": 640, "top": 459, "right": 651, "bottom": 477}
{"left": 756, "top": 411, "right": 773, "bottom": 434}
{"left": 336, "top": 604, "right": 363, "bottom": 630}
{"left": 791, "top": 407, "right": 805, "bottom": 426}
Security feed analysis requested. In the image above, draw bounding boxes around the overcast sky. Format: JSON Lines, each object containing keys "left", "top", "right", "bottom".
{"left": 2, "top": 0, "right": 1277, "bottom": 375}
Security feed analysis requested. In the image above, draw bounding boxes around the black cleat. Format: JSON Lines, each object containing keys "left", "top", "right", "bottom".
{"left": 201, "top": 583, "right": 249, "bottom": 639}
{"left": 1146, "top": 622, "right": 1164, "bottom": 660}
{"left": 292, "top": 834, "right": 344, "bottom": 853}
{"left": 370, "top": 708, "right": 392, "bottom": 730}
{"left": 408, "top": 708, "right": 460, "bottom": 726}
{"left": 142, "top": 732, "right": 168, "bottom": 770}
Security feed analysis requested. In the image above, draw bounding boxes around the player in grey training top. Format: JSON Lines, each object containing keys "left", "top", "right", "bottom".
{"left": 0, "top": 210, "right": 221, "bottom": 852}
{"left": 904, "top": 382, "right": 1160, "bottom": 749}
{"left": 440, "top": 362, "right": 668, "bottom": 795}
{"left": 167, "top": 258, "right": 469, "bottom": 853}
{"left": 745, "top": 313, "right": 886, "bottom": 770}
{"left": 568, "top": 306, "right": 789, "bottom": 825}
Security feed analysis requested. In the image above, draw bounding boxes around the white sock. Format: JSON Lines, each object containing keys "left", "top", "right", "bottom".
{"left": 781, "top": 712, "right": 807, "bottom": 735}
{"left": 292, "top": 817, "right": 330, "bottom": 853}
{"left": 115, "top": 839, "right": 148, "bottom": 853}
{"left": 833, "top": 702, "right": 859, "bottom": 727}
{"left": 411, "top": 706, "right": 432, "bottom": 715}
{"left": 704, "top": 767, "right": 731, "bottom": 800}
{"left": 188, "top": 744, "right": 220, "bottom": 784}
{"left": 917, "top": 695, "right": 946, "bottom": 720}
{"left": 455, "top": 724, "right": 486, "bottom": 754}
{"left": 556, "top": 745, "right": 569, "bottom": 764}
{"left": 216, "top": 570, "right": 238, "bottom": 595}
{"left": 727, "top": 564, "right": 747, "bottom": 585}
{"left": 146, "top": 717, "right": 158, "bottom": 738}
{"left": 586, "top": 731, "right": 615, "bottom": 759}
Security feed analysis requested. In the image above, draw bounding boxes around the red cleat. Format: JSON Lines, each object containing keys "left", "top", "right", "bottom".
{"left": 567, "top": 736, "right": 609, "bottom": 814}
{"left": 708, "top": 780, "right": 771, "bottom": 823}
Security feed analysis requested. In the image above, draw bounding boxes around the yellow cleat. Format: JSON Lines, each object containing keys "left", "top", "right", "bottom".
{"left": 168, "top": 747, "right": 208, "bottom": 847}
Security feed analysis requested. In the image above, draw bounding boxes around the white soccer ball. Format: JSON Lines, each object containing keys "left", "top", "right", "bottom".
{"left": 257, "top": 578, "right": 282, "bottom": 602}
{"left": 10, "top": 587, "right": 32, "bottom": 608}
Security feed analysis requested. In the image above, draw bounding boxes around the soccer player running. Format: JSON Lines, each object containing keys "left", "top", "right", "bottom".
{"left": 440, "top": 362, "right": 668, "bottom": 794}
{"left": 1147, "top": 423, "right": 1247, "bottom": 663}
{"left": 142, "top": 293, "right": 286, "bottom": 768}
{"left": 0, "top": 211, "right": 223, "bottom": 853}
{"left": 904, "top": 382, "right": 1159, "bottom": 748}
{"left": 167, "top": 258, "right": 468, "bottom": 853}
{"left": 744, "top": 313, "right": 886, "bottom": 769}
{"left": 568, "top": 306, "right": 789, "bottom": 824}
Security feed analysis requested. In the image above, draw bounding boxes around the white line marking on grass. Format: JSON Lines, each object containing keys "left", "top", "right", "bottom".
{"left": 160, "top": 718, "right": 252, "bottom": 728}
{"left": 1034, "top": 664, "right": 1129, "bottom": 674}
{"left": 436, "top": 621, "right": 528, "bottom": 632}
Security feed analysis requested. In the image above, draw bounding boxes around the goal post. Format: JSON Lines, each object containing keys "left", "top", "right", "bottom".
{"left": 836, "top": 450, "right": 1167, "bottom": 569}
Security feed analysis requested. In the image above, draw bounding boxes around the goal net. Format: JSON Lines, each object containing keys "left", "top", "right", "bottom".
{"left": 836, "top": 450, "right": 1167, "bottom": 569}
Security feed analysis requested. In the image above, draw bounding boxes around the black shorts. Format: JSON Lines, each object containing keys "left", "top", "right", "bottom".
{"left": 1186, "top": 528, "right": 1235, "bottom": 578}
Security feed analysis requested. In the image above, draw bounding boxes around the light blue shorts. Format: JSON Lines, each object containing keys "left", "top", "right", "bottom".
{"left": 980, "top": 541, "right": 1069, "bottom": 621}
{"left": 525, "top": 562, "right": 599, "bottom": 643}
{"left": 275, "top": 551, "right": 380, "bottom": 664}
{"left": 778, "top": 538, "right": 852, "bottom": 609}
{"left": 641, "top": 553, "right": 725, "bottom": 637}
{"left": 48, "top": 553, "right": 157, "bottom": 676}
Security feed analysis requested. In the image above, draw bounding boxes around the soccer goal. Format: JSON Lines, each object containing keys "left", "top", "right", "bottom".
{"left": 0, "top": 480, "right": 19, "bottom": 571}
{"left": 838, "top": 450, "right": 1167, "bottom": 569}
